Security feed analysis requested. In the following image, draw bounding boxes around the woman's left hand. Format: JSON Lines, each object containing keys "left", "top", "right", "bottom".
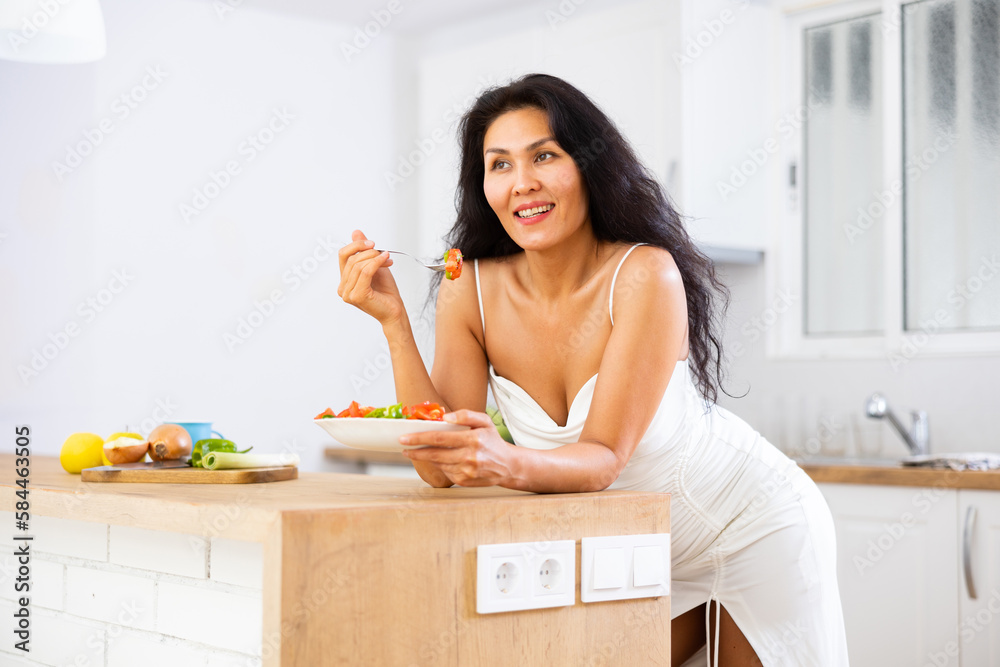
{"left": 400, "top": 410, "right": 515, "bottom": 487}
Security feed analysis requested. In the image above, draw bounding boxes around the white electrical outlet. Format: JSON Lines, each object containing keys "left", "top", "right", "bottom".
{"left": 476, "top": 540, "right": 576, "bottom": 613}
{"left": 581, "top": 533, "right": 670, "bottom": 603}
{"left": 534, "top": 556, "right": 569, "bottom": 597}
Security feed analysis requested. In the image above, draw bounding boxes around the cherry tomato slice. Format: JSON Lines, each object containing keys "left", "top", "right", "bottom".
{"left": 444, "top": 248, "right": 463, "bottom": 280}
{"left": 403, "top": 401, "right": 445, "bottom": 421}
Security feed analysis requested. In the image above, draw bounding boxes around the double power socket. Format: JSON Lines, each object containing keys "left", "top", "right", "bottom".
{"left": 476, "top": 534, "right": 670, "bottom": 614}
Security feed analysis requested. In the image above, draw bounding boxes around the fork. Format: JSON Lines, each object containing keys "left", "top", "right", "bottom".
{"left": 378, "top": 249, "right": 447, "bottom": 272}
{"left": 342, "top": 241, "right": 447, "bottom": 272}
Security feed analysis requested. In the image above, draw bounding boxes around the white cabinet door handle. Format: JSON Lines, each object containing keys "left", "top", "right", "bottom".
{"left": 963, "top": 505, "right": 978, "bottom": 600}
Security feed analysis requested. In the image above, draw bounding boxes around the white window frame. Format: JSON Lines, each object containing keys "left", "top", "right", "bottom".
{"left": 768, "top": 0, "right": 1000, "bottom": 361}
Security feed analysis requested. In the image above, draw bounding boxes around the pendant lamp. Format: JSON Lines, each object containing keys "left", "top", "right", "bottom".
{"left": 0, "top": 0, "right": 106, "bottom": 64}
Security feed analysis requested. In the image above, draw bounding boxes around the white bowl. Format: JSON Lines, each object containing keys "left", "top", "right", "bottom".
{"left": 313, "top": 418, "right": 470, "bottom": 452}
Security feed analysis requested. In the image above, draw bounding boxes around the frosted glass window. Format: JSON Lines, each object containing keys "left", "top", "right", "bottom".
{"left": 903, "top": 0, "right": 1000, "bottom": 331}
{"left": 804, "top": 14, "right": 884, "bottom": 336}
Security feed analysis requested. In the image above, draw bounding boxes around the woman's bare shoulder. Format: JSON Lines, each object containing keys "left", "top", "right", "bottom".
{"left": 436, "top": 261, "right": 479, "bottom": 317}
{"left": 617, "top": 244, "right": 681, "bottom": 285}
{"left": 611, "top": 244, "right": 685, "bottom": 309}
{"left": 435, "top": 254, "right": 517, "bottom": 343}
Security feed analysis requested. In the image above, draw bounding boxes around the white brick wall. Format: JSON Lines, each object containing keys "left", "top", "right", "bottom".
{"left": 0, "top": 521, "right": 263, "bottom": 666}
{"left": 0, "top": 550, "right": 22, "bottom": 601}
{"left": 205, "top": 650, "right": 262, "bottom": 667}
{"left": 33, "top": 611, "right": 106, "bottom": 667}
{"left": 33, "top": 516, "right": 108, "bottom": 561}
{"left": 157, "top": 582, "right": 262, "bottom": 654}
{"left": 30, "top": 559, "right": 64, "bottom": 611}
{"left": 209, "top": 539, "right": 262, "bottom": 589}
{"left": 0, "top": 652, "right": 44, "bottom": 666}
{"left": 0, "top": 551, "right": 62, "bottom": 611}
{"left": 0, "top": 599, "right": 106, "bottom": 667}
{"left": 110, "top": 525, "right": 208, "bottom": 578}
{"left": 0, "top": 602, "right": 264, "bottom": 667}
{"left": 107, "top": 629, "right": 209, "bottom": 667}
{"left": 65, "top": 566, "right": 156, "bottom": 630}
{"left": 105, "top": 630, "right": 263, "bottom": 667}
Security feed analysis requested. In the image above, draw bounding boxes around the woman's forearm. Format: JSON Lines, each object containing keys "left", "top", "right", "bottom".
{"left": 502, "top": 441, "right": 622, "bottom": 494}
{"left": 382, "top": 317, "right": 453, "bottom": 487}
{"left": 382, "top": 317, "right": 447, "bottom": 408}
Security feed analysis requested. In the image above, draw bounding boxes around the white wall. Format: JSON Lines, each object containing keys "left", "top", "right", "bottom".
{"left": 0, "top": 0, "right": 401, "bottom": 470}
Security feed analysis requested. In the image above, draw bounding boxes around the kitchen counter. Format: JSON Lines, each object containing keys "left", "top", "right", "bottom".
{"left": 5, "top": 452, "right": 549, "bottom": 542}
{"left": 799, "top": 462, "right": 1000, "bottom": 490}
{"left": 0, "top": 455, "right": 671, "bottom": 666}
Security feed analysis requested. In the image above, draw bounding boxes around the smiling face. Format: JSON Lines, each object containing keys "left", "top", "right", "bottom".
{"left": 482, "top": 107, "right": 590, "bottom": 251}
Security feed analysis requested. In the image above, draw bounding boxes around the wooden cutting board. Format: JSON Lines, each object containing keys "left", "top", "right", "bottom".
{"left": 81, "top": 465, "right": 298, "bottom": 484}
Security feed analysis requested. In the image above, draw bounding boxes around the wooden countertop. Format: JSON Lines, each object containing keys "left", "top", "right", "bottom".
{"left": 800, "top": 463, "right": 1000, "bottom": 490}
{"left": 0, "top": 455, "right": 662, "bottom": 541}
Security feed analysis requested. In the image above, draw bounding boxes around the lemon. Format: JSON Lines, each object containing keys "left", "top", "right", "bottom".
{"left": 60, "top": 433, "right": 105, "bottom": 474}
{"left": 108, "top": 431, "right": 143, "bottom": 441}
{"left": 103, "top": 432, "right": 143, "bottom": 466}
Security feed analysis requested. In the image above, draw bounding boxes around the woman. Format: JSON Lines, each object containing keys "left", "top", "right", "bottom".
{"left": 338, "top": 74, "right": 848, "bottom": 667}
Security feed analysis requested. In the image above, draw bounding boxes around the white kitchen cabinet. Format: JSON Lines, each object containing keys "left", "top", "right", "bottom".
{"left": 958, "top": 491, "right": 1000, "bottom": 667}
{"left": 678, "top": 0, "right": 777, "bottom": 258}
{"left": 819, "top": 483, "right": 1000, "bottom": 666}
{"left": 817, "top": 483, "right": 960, "bottom": 667}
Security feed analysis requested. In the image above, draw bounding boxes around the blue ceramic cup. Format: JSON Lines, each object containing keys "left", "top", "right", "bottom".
{"left": 168, "top": 421, "right": 225, "bottom": 445}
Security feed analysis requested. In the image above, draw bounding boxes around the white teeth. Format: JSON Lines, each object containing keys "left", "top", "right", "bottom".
{"left": 515, "top": 204, "right": 554, "bottom": 218}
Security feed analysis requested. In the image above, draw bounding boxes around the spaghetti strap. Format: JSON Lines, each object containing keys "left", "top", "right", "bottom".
{"left": 474, "top": 258, "right": 486, "bottom": 337}
{"left": 608, "top": 243, "right": 647, "bottom": 326}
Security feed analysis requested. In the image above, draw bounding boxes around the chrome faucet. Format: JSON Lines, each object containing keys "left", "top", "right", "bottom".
{"left": 865, "top": 392, "right": 929, "bottom": 456}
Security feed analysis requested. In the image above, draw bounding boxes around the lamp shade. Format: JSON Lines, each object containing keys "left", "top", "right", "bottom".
{"left": 0, "top": 0, "right": 106, "bottom": 64}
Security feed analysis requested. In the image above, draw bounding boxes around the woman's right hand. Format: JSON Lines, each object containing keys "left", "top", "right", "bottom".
{"left": 337, "top": 229, "right": 404, "bottom": 326}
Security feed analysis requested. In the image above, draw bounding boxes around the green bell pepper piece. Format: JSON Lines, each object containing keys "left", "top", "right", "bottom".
{"left": 190, "top": 439, "right": 253, "bottom": 468}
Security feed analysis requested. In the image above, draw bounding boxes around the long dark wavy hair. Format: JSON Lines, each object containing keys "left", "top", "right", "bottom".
{"left": 429, "top": 73, "right": 733, "bottom": 404}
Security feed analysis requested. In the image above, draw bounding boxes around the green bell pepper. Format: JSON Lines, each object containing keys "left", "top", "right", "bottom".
{"left": 191, "top": 439, "right": 253, "bottom": 468}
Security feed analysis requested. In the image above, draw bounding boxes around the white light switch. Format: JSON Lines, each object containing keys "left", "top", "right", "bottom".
{"left": 633, "top": 545, "right": 665, "bottom": 587}
{"left": 592, "top": 547, "right": 626, "bottom": 589}
{"left": 581, "top": 533, "right": 670, "bottom": 603}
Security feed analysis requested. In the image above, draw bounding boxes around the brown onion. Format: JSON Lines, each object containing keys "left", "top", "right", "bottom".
{"left": 146, "top": 424, "right": 192, "bottom": 461}
{"left": 103, "top": 437, "right": 149, "bottom": 465}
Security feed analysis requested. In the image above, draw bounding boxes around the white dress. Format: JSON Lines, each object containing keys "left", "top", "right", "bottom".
{"left": 473, "top": 249, "right": 849, "bottom": 667}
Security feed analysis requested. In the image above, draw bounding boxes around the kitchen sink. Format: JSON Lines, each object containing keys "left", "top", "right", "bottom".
{"left": 799, "top": 453, "right": 1000, "bottom": 470}
{"left": 793, "top": 456, "right": 906, "bottom": 468}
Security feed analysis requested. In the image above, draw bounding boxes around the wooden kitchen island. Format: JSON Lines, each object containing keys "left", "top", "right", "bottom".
{"left": 0, "top": 455, "right": 671, "bottom": 666}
